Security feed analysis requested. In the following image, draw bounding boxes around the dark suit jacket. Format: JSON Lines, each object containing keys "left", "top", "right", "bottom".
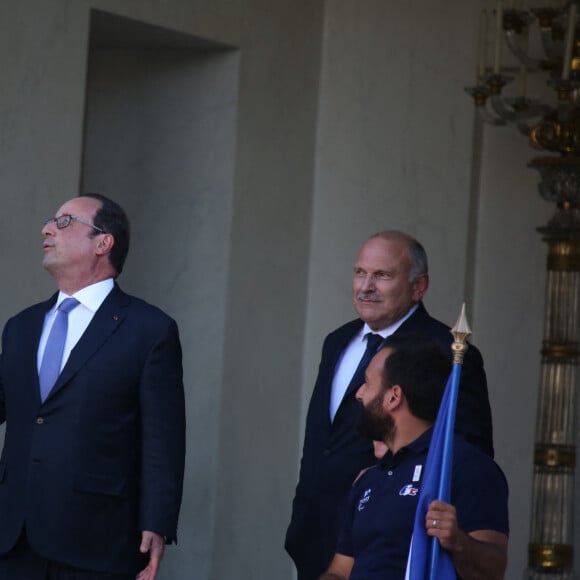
{"left": 0, "top": 284, "right": 186, "bottom": 575}
{"left": 285, "top": 302, "right": 493, "bottom": 579}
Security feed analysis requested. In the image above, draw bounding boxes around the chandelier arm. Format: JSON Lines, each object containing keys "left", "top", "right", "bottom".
{"left": 539, "top": 26, "right": 564, "bottom": 65}
{"left": 490, "top": 95, "right": 520, "bottom": 121}
{"left": 477, "top": 104, "right": 507, "bottom": 126}
{"left": 515, "top": 102, "right": 553, "bottom": 120}
{"left": 516, "top": 120, "right": 534, "bottom": 136}
{"left": 489, "top": 97, "right": 552, "bottom": 126}
{"left": 505, "top": 29, "right": 545, "bottom": 71}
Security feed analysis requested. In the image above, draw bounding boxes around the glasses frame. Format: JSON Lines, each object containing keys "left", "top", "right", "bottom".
{"left": 44, "top": 214, "right": 105, "bottom": 234}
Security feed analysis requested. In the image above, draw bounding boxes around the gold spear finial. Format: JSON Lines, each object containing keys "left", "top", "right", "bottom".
{"left": 450, "top": 303, "right": 472, "bottom": 365}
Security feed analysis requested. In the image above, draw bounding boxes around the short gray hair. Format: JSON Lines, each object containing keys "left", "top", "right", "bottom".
{"left": 369, "top": 230, "right": 428, "bottom": 282}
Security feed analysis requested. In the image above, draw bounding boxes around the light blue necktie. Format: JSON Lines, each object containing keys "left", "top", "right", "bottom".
{"left": 39, "top": 297, "right": 79, "bottom": 402}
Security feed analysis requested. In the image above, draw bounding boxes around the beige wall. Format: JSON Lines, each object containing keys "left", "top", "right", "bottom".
{"left": 0, "top": 0, "right": 561, "bottom": 578}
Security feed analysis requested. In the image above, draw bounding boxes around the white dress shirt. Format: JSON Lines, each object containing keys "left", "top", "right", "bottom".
{"left": 329, "top": 304, "right": 419, "bottom": 421}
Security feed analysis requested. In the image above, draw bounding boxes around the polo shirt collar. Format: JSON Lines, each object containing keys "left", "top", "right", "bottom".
{"left": 379, "top": 427, "right": 433, "bottom": 467}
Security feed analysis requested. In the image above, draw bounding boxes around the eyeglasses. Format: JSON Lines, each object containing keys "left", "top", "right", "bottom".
{"left": 43, "top": 214, "right": 105, "bottom": 234}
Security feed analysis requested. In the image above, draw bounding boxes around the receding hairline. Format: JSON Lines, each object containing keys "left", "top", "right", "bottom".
{"left": 366, "top": 230, "right": 428, "bottom": 277}
{"left": 369, "top": 230, "right": 417, "bottom": 247}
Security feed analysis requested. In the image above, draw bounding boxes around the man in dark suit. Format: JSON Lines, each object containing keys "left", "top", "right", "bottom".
{"left": 0, "top": 194, "right": 186, "bottom": 580}
{"left": 285, "top": 231, "right": 493, "bottom": 580}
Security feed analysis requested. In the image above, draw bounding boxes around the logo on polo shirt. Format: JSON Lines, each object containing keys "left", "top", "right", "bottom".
{"left": 399, "top": 484, "right": 419, "bottom": 496}
{"left": 357, "top": 488, "right": 372, "bottom": 511}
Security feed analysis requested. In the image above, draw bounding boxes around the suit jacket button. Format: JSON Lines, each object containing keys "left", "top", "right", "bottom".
{"left": 36, "top": 417, "right": 44, "bottom": 425}
{"left": 323, "top": 449, "right": 331, "bottom": 456}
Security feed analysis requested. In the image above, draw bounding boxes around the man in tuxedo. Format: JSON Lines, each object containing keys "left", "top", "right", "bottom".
{"left": 285, "top": 231, "right": 493, "bottom": 580}
{"left": 0, "top": 194, "right": 186, "bottom": 580}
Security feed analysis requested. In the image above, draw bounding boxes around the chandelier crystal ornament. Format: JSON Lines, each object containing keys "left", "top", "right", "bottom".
{"left": 466, "top": 2, "right": 580, "bottom": 579}
{"left": 466, "top": 0, "right": 580, "bottom": 153}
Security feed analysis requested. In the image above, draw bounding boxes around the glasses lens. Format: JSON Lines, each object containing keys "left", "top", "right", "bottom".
{"left": 56, "top": 215, "right": 72, "bottom": 229}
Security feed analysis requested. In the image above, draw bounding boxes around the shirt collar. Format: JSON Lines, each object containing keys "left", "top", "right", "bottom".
{"left": 361, "top": 303, "right": 420, "bottom": 340}
{"left": 57, "top": 278, "right": 115, "bottom": 313}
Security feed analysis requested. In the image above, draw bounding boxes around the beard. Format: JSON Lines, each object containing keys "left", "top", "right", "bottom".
{"left": 357, "top": 393, "right": 395, "bottom": 442}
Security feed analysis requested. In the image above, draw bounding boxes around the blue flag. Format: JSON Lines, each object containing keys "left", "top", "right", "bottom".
{"left": 404, "top": 363, "right": 462, "bottom": 580}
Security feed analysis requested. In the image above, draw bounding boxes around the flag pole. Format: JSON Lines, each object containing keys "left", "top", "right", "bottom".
{"left": 428, "top": 303, "right": 471, "bottom": 579}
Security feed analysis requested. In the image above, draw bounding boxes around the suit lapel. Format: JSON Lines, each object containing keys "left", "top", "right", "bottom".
{"left": 394, "top": 302, "right": 429, "bottom": 334}
{"left": 46, "top": 285, "right": 130, "bottom": 401}
{"left": 326, "top": 320, "right": 363, "bottom": 428}
{"left": 324, "top": 321, "right": 363, "bottom": 396}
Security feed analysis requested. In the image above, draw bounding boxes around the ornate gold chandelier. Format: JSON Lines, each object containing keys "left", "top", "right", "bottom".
{"left": 467, "top": 2, "right": 580, "bottom": 579}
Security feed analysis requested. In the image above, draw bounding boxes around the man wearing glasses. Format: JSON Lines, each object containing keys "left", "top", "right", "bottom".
{"left": 0, "top": 194, "right": 186, "bottom": 580}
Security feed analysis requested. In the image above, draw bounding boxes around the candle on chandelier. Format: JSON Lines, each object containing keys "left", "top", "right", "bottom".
{"left": 493, "top": 0, "right": 503, "bottom": 74}
{"left": 518, "top": 27, "right": 529, "bottom": 97}
{"left": 477, "top": 10, "right": 488, "bottom": 82}
{"left": 562, "top": 2, "right": 577, "bottom": 81}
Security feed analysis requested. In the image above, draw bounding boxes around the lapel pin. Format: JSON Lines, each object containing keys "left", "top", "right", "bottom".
{"left": 113, "top": 314, "right": 119, "bottom": 321}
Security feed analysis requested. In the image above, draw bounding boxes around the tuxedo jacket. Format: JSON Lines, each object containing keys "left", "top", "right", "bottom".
{"left": 0, "top": 284, "right": 186, "bottom": 575}
{"left": 285, "top": 303, "right": 493, "bottom": 579}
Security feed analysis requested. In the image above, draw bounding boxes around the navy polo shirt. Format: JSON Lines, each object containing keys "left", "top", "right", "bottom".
{"left": 336, "top": 429, "right": 509, "bottom": 579}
